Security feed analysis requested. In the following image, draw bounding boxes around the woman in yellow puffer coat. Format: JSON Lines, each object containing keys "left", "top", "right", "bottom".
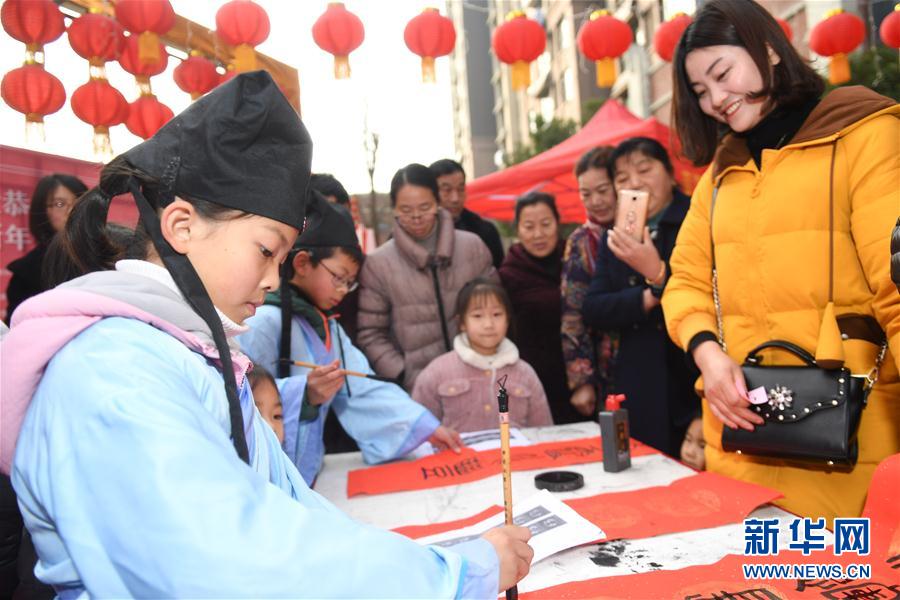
{"left": 662, "top": 0, "right": 899, "bottom": 522}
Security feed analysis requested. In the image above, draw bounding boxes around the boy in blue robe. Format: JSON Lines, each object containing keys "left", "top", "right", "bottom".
{"left": 239, "top": 191, "right": 462, "bottom": 484}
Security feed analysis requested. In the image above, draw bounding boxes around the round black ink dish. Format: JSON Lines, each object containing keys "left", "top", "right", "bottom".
{"left": 534, "top": 470, "right": 584, "bottom": 492}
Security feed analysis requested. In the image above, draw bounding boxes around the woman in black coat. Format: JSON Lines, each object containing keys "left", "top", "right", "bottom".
{"left": 582, "top": 138, "right": 699, "bottom": 457}
{"left": 500, "top": 192, "right": 583, "bottom": 424}
{"left": 4, "top": 174, "right": 87, "bottom": 323}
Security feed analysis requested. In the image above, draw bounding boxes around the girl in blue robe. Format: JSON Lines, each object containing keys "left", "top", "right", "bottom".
{"left": 0, "top": 71, "right": 531, "bottom": 598}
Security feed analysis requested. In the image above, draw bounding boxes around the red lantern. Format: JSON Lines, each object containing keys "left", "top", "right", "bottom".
{"left": 881, "top": 4, "right": 900, "bottom": 49}
{"left": 577, "top": 10, "right": 633, "bottom": 88}
{"left": 125, "top": 93, "right": 173, "bottom": 139}
{"left": 119, "top": 33, "right": 167, "bottom": 93}
{"left": 776, "top": 17, "right": 793, "bottom": 42}
{"left": 492, "top": 11, "right": 546, "bottom": 91}
{"left": 71, "top": 78, "right": 129, "bottom": 157}
{"left": 653, "top": 12, "right": 691, "bottom": 63}
{"left": 114, "top": 0, "right": 175, "bottom": 66}
{"left": 67, "top": 11, "right": 125, "bottom": 70}
{"left": 174, "top": 52, "right": 220, "bottom": 100}
{"left": 216, "top": 0, "right": 270, "bottom": 73}
{"left": 404, "top": 8, "right": 456, "bottom": 83}
{"left": 1, "top": 63, "right": 65, "bottom": 142}
{"left": 312, "top": 3, "right": 365, "bottom": 79}
{"left": 809, "top": 9, "right": 865, "bottom": 85}
{"left": 1, "top": 0, "right": 65, "bottom": 59}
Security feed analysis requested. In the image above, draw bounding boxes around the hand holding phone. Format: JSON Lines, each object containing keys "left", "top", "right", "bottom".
{"left": 614, "top": 189, "right": 649, "bottom": 241}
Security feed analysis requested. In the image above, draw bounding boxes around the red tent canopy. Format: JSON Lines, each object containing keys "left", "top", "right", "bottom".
{"left": 465, "top": 100, "right": 706, "bottom": 223}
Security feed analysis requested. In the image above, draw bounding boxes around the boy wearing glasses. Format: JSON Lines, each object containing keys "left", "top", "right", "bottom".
{"left": 238, "top": 191, "right": 462, "bottom": 485}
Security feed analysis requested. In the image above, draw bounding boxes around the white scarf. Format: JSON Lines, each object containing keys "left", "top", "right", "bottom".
{"left": 453, "top": 333, "right": 519, "bottom": 370}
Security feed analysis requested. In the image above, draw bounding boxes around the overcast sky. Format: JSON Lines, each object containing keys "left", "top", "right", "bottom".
{"left": 0, "top": 0, "right": 457, "bottom": 194}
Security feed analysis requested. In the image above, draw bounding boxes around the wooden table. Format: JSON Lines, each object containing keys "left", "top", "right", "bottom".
{"left": 314, "top": 422, "right": 788, "bottom": 593}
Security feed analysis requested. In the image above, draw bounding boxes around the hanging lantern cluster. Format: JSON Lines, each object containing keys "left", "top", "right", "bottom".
{"left": 404, "top": 8, "right": 456, "bottom": 83}
{"left": 114, "top": 0, "right": 174, "bottom": 65}
{"left": 1, "top": 0, "right": 67, "bottom": 138}
{"left": 313, "top": 3, "right": 365, "bottom": 80}
{"left": 653, "top": 13, "right": 691, "bottom": 63}
{"left": 68, "top": 9, "right": 128, "bottom": 157}
{"left": 809, "top": 9, "right": 865, "bottom": 85}
{"left": 216, "top": 0, "right": 270, "bottom": 73}
{"left": 577, "top": 10, "right": 633, "bottom": 88}
{"left": 492, "top": 11, "right": 546, "bottom": 91}
{"left": 881, "top": 4, "right": 900, "bottom": 49}
{"left": 119, "top": 34, "right": 172, "bottom": 139}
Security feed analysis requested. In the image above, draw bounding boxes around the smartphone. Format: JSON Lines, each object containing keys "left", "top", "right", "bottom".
{"left": 615, "top": 189, "right": 649, "bottom": 241}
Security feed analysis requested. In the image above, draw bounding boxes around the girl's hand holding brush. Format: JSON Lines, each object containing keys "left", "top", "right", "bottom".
{"left": 482, "top": 526, "right": 534, "bottom": 593}
{"left": 305, "top": 359, "right": 347, "bottom": 406}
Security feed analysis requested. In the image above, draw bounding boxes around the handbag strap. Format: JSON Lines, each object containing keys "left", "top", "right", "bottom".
{"left": 708, "top": 144, "right": 887, "bottom": 386}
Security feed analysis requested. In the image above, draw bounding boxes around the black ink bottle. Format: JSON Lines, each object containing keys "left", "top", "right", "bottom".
{"left": 599, "top": 394, "right": 631, "bottom": 472}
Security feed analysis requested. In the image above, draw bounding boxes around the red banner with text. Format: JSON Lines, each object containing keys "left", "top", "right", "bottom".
{"left": 0, "top": 145, "right": 138, "bottom": 322}
{"left": 347, "top": 437, "right": 659, "bottom": 497}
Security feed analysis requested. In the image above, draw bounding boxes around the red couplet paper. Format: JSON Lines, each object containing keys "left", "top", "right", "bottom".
{"left": 519, "top": 551, "right": 900, "bottom": 600}
{"left": 522, "top": 454, "right": 900, "bottom": 599}
{"left": 347, "top": 437, "right": 658, "bottom": 497}
{"left": 392, "top": 505, "right": 504, "bottom": 539}
{"left": 391, "top": 472, "right": 780, "bottom": 543}
{"left": 563, "top": 471, "right": 783, "bottom": 541}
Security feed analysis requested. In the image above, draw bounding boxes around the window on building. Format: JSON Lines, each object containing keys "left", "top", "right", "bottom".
{"left": 562, "top": 68, "right": 576, "bottom": 102}
{"left": 559, "top": 18, "right": 574, "bottom": 49}
{"left": 540, "top": 96, "right": 555, "bottom": 123}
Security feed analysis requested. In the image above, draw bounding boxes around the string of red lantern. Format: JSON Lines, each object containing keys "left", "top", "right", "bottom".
{"left": 809, "top": 9, "right": 865, "bottom": 85}
{"left": 1, "top": 0, "right": 65, "bottom": 62}
{"left": 1, "top": 0, "right": 67, "bottom": 138}
{"left": 216, "top": 0, "right": 270, "bottom": 73}
{"left": 313, "top": 3, "right": 365, "bottom": 80}
{"left": 653, "top": 13, "right": 691, "bottom": 63}
{"left": 492, "top": 11, "right": 546, "bottom": 91}
{"left": 881, "top": 4, "right": 900, "bottom": 49}
{"left": 577, "top": 10, "right": 633, "bottom": 88}
{"left": 404, "top": 8, "right": 456, "bottom": 83}
{"left": 174, "top": 52, "right": 221, "bottom": 100}
{"left": 114, "top": 0, "right": 175, "bottom": 66}
{"left": 68, "top": 9, "right": 129, "bottom": 157}
{"left": 119, "top": 33, "right": 172, "bottom": 139}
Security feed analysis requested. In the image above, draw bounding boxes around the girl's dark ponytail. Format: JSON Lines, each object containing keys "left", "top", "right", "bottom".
{"left": 52, "top": 158, "right": 149, "bottom": 280}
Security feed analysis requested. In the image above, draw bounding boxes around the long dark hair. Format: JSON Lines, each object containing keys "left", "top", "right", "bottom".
{"left": 389, "top": 163, "right": 439, "bottom": 207}
{"left": 57, "top": 157, "right": 242, "bottom": 278}
{"left": 672, "top": 0, "right": 824, "bottom": 166}
{"left": 29, "top": 174, "right": 88, "bottom": 245}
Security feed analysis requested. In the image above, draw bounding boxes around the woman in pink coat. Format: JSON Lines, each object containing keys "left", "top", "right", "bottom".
{"left": 412, "top": 278, "right": 553, "bottom": 433}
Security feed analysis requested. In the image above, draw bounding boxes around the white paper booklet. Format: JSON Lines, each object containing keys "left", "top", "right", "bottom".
{"left": 416, "top": 489, "right": 606, "bottom": 564}
{"left": 409, "top": 427, "right": 532, "bottom": 459}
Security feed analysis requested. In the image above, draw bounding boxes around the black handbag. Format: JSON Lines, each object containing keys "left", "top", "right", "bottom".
{"left": 707, "top": 176, "right": 887, "bottom": 469}
{"left": 721, "top": 340, "right": 872, "bottom": 467}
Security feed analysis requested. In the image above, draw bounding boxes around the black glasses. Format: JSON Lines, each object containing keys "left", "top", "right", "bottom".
{"left": 320, "top": 261, "right": 358, "bottom": 292}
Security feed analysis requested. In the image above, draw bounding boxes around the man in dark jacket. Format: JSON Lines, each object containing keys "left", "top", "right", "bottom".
{"left": 429, "top": 159, "right": 504, "bottom": 268}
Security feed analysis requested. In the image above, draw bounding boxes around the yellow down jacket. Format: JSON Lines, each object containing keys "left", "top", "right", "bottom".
{"left": 662, "top": 87, "right": 900, "bottom": 522}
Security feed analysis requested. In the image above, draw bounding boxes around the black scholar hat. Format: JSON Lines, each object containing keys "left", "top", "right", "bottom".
{"left": 122, "top": 70, "right": 310, "bottom": 229}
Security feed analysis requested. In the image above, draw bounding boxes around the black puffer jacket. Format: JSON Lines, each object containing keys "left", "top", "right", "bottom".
{"left": 892, "top": 217, "right": 900, "bottom": 293}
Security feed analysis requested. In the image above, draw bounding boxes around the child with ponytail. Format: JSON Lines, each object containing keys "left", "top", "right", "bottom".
{"left": 0, "top": 72, "right": 531, "bottom": 598}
